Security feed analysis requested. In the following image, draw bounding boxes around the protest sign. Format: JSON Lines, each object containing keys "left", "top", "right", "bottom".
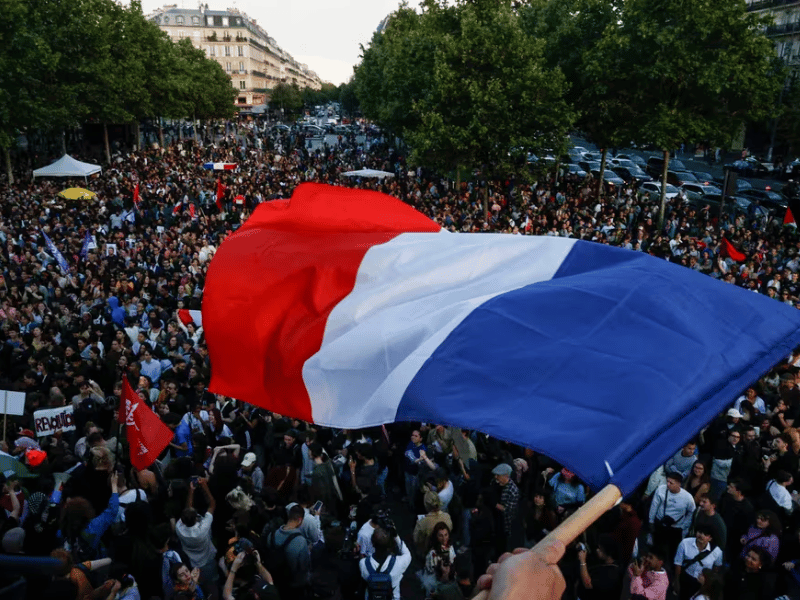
{"left": 33, "top": 406, "right": 75, "bottom": 436}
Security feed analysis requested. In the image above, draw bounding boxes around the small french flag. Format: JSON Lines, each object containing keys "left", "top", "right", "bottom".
{"left": 202, "top": 162, "right": 238, "bottom": 171}
{"left": 178, "top": 309, "right": 202, "bottom": 328}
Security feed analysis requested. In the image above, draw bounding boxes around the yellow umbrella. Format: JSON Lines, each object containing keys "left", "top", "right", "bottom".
{"left": 58, "top": 187, "right": 96, "bottom": 200}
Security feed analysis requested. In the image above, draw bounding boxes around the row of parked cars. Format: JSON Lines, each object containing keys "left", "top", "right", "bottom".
{"left": 563, "top": 147, "right": 788, "bottom": 218}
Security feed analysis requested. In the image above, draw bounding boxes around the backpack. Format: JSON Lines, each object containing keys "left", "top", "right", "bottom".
{"left": 364, "top": 555, "right": 396, "bottom": 600}
{"left": 264, "top": 529, "right": 303, "bottom": 589}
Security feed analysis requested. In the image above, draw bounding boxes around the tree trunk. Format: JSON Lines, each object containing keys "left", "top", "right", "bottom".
{"left": 455, "top": 168, "right": 461, "bottom": 195}
{"left": 103, "top": 122, "right": 111, "bottom": 165}
{"left": 158, "top": 118, "right": 164, "bottom": 149}
{"left": 194, "top": 113, "right": 198, "bottom": 143}
{"left": 134, "top": 121, "right": 141, "bottom": 152}
{"left": 657, "top": 149, "right": 670, "bottom": 230}
{"left": 61, "top": 129, "right": 67, "bottom": 155}
{"left": 597, "top": 148, "right": 608, "bottom": 199}
{"left": 4, "top": 146, "right": 13, "bottom": 185}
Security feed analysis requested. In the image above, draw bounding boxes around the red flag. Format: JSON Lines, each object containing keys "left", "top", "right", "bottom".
{"left": 189, "top": 204, "right": 197, "bottom": 220}
{"left": 172, "top": 201, "right": 183, "bottom": 216}
{"left": 721, "top": 237, "right": 746, "bottom": 262}
{"left": 120, "top": 377, "right": 173, "bottom": 471}
{"left": 216, "top": 179, "right": 226, "bottom": 211}
{"left": 785, "top": 207, "right": 795, "bottom": 225}
{"left": 133, "top": 183, "right": 140, "bottom": 208}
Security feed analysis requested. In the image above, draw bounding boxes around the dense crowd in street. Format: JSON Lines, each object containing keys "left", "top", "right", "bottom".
{"left": 3, "top": 121, "right": 800, "bottom": 600}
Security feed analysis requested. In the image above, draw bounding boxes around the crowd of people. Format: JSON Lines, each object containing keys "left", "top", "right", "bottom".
{"left": 2, "top": 121, "right": 800, "bottom": 600}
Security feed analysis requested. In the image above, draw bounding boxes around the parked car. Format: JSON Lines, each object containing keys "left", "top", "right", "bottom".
{"left": 737, "top": 188, "right": 788, "bottom": 213}
{"left": 666, "top": 170, "right": 699, "bottom": 187}
{"left": 591, "top": 169, "right": 626, "bottom": 189}
{"left": 578, "top": 160, "right": 603, "bottom": 173}
{"left": 564, "top": 163, "right": 588, "bottom": 178}
{"left": 639, "top": 181, "right": 680, "bottom": 200}
{"left": 646, "top": 156, "right": 688, "bottom": 177}
{"left": 614, "top": 153, "right": 647, "bottom": 168}
{"left": 613, "top": 166, "right": 652, "bottom": 184}
{"left": 724, "top": 157, "right": 771, "bottom": 178}
{"left": 691, "top": 171, "right": 716, "bottom": 185}
{"left": 680, "top": 182, "right": 722, "bottom": 202}
{"left": 712, "top": 174, "right": 753, "bottom": 192}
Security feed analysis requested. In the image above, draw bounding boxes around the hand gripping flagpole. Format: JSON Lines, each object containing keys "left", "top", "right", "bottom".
{"left": 471, "top": 483, "right": 622, "bottom": 600}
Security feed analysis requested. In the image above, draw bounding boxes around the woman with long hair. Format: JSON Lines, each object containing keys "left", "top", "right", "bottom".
{"left": 208, "top": 407, "right": 232, "bottom": 445}
{"left": 739, "top": 510, "right": 781, "bottom": 567}
{"left": 418, "top": 521, "right": 456, "bottom": 596}
{"left": 684, "top": 461, "right": 711, "bottom": 503}
{"left": 692, "top": 568, "right": 723, "bottom": 600}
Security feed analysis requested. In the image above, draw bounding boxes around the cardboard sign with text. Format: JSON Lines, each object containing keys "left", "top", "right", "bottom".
{"left": 33, "top": 406, "right": 76, "bottom": 436}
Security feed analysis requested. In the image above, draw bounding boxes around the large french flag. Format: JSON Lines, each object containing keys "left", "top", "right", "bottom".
{"left": 202, "top": 162, "right": 238, "bottom": 171}
{"left": 203, "top": 183, "right": 800, "bottom": 494}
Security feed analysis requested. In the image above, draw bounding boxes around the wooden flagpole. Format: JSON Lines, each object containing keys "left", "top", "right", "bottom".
{"left": 471, "top": 483, "right": 622, "bottom": 600}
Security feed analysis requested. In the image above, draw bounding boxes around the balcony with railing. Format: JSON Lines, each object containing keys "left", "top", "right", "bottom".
{"left": 766, "top": 21, "right": 800, "bottom": 36}
{"left": 251, "top": 70, "right": 266, "bottom": 78}
{"left": 748, "top": 0, "right": 800, "bottom": 10}
{"left": 230, "top": 70, "right": 248, "bottom": 75}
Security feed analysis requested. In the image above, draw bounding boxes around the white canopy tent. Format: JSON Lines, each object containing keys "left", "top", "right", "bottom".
{"left": 340, "top": 168, "right": 395, "bottom": 179}
{"left": 32, "top": 154, "right": 102, "bottom": 182}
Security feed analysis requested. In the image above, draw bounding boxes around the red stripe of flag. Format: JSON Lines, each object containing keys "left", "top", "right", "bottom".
{"left": 203, "top": 183, "right": 440, "bottom": 421}
{"left": 785, "top": 207, "right": 795, "bottom": 225}
{"left": 216, "top": 179, "right": 226, "bottom": 211}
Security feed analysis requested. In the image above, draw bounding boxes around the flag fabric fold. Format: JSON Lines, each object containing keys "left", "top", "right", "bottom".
{"left": 172, "top": 201, "right": 183, "bottom": 216}
{"left": 721, "top": 237, "right": 746, "bottom": 262}
{"left": 785, "top": 207, "right": 795, "bottom": 225}
{"left": 216, "top": 180, "right": 226, "bottom": 211}
{"left": 41, "top": 229, "right": 70, "bottom": 274}
{"left": 202, "top": 183, "right": 800, "bottom": 495}
{"left": 119, "top": 378, "right": 173, "bottom": 471}
{"left": 202, "top": 162, "right": 238, "bottom": 171}
{"left": 133, "top": 183, "right": 140, "bottom": 208}
{"left": 79, "top": 230, "right": 91, "bottom": 261}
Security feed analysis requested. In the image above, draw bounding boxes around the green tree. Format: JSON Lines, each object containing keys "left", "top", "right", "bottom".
{"left": 269, "top": 82, "right": 303, "bottom": 119}
{"left": 591, "top": 0, "right": 782, "bottom": 227}
{"left": 0, "top": 0, "right": 59, "bottom": 182}
{"left": 356, "top": 0, "right": 572, "bottom": 213}
{"left": 525, "top": 0, "right": 626, "bottom": 194}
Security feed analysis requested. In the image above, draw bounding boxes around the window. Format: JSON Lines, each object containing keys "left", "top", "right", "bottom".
{"left": 163, "top": 16, "right": 169, "bottom": 24}
{"left": 238, "top": 46, "right": 244, "bottom": 56}
{"left": 206, "top": 16, "right": 213, "bottom": 26}
{"left": 239, "top": 61, "right": 244, "bottom": 71}
{"left": 225, "top": 46, "right": 231, "bottom": 56}
{"left": 222, "top": 17, "right": 228, "bottom": 26}
{"left": 208, "top": 45, "right": 215, "bottom": 56}
{"left": 239, "top": 80, "right": 246, "bottom": 89}
{"left": 238, "top": 97, "right": 247, "bottom": 104}
{"left": 192, "top": 16, "right": 199, "bottom": 24}
{"left": 176, "top": 16, "right": 184, "bottom": 24}
{"left": 226, "top": 62, "right": 231, "bottom": 72}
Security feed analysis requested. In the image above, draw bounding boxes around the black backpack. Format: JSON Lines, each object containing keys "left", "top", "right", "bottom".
{"left": 265, "top": 529, "right": 303, "bottom": 589}
{"left": 364, "top": 555, "right": 396, "bottom": 600}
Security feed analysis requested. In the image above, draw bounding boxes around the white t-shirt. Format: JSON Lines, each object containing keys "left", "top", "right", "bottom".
{"left": 357, "top": 521, "right": 377, "bottom": 558}
{"left": 176, "top": 512, "right": 216, "bottom": 568}
{"left": 359, "top": 538, "right": 412, "bottom": 600}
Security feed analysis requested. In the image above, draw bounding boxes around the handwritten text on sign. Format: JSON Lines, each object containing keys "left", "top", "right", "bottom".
{"left": 33, "top": 406, "right": 76, "bottom": 436}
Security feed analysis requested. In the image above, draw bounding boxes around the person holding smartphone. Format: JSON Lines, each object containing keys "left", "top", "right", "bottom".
{"left": 628, "top": 548, "right": 669, "bottom": 600}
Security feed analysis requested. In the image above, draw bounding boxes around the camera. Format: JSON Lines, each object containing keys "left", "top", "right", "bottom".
{"left": 440, "top": 549, "right": 451, "bottom": 568}
{"left": 373, "top": 508, "right": 398, "bottom": 540}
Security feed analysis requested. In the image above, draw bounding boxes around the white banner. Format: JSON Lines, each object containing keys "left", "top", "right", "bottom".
{"left": 33, "top": 406, "right": 76, "bottom": 436}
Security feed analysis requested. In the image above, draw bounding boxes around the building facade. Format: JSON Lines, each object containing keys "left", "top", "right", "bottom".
{"left": 148, "top": 4, "right": 323, "bottom": 110}
{"left": 747, "top": 0, "right": 800, "bottom": 78}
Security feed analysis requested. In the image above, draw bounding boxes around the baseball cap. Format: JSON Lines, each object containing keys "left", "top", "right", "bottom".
{"left": 241, "top": 452, "right": 257, "bottom": 468}
{"left": 727, "top": 408, "right": 743, "bottom": 418}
